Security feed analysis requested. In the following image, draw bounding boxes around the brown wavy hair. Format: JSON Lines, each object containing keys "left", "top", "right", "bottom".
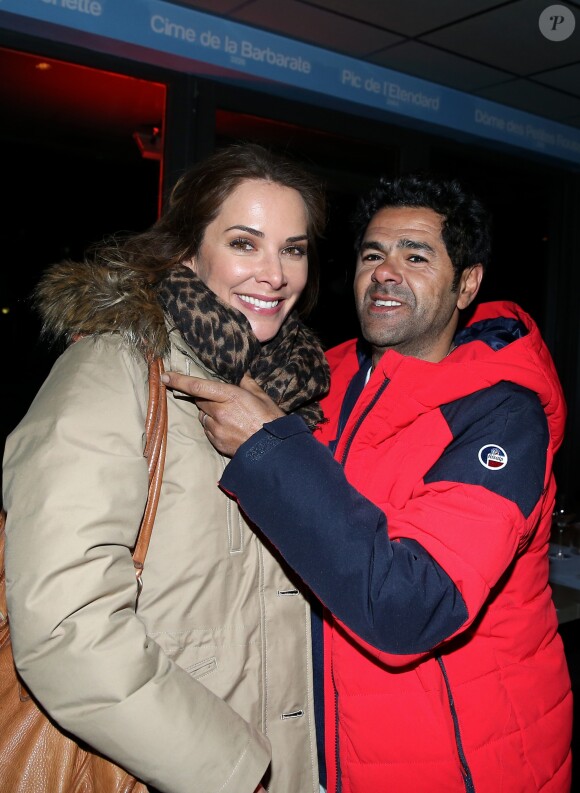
{"left": 91, "top": 143, "right": 326, "bottom": 317}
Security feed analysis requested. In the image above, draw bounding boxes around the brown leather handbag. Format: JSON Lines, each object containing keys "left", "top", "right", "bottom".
{"left": 0, "top": 357, "right": 168, "bottom": 793}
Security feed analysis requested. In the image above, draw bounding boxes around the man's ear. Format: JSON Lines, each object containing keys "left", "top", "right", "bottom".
{"left": 457, "top": 264, "right": 483, "bottom": 310}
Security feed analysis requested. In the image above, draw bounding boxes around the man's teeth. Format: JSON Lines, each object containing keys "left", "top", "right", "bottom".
{"left": 239, "top": 295, "right": 280, "bottom": 309}
{"left": 374, "top": 299, "right": 401, "bottom": 307}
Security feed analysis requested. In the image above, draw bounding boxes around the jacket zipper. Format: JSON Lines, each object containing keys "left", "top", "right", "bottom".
{"left": 331, "top": 654, "right": 341, "bottom": 793}
{"left": 436, "top": 656, "right": 476, "bottom": 793}
{"left": 338, "top": 379, "right": 390, "bottom": 466}
{"left": 331, "top": 378, "right": 390, "bottom": 790}
{"left": 335, "top": 375, "right": 476, "bottom": 792}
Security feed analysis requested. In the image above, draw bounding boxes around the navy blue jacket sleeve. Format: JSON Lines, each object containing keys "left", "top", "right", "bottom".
{"left": 220, "top": 414, "right": 468, "bottom": 655}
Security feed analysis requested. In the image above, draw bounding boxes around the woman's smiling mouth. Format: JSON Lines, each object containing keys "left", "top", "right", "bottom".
{"left": 238, "top": 294, "right": 283, "bottom": 311}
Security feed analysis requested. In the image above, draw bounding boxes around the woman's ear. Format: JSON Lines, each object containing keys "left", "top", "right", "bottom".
{"left": 457, "top": 264, "right": 483, "bottom": 310}
{"left": 182, "top": 258, "right": 196, "bottom": 273}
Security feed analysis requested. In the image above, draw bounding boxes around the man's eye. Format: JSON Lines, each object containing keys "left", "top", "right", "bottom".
{"left": 408, "top": 254, "right": 427, "bottom": 263}
{"left": 362, "top": 253, "right": 381, "bottom": 262}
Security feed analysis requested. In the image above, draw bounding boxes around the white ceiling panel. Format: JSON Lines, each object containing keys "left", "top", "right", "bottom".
{"left": 534, "top": 63, "right": 580, "bottom": 97}
{"left": 422, "top": 0, "right": 580, "bottom": 76}
{"left": 370, "top": 41, "right": 512, "bottom": 92}
{"left": 230, "top": 0, "right": 402, "bottom": 57}
{"left": 303, "top": 0, "right": 509, "bottom": 37}
{"left": 174, "top": 0, "right": 242, "bottom": 13}
{"left": 476, "top": 78, "right": 580, "bottom": 122}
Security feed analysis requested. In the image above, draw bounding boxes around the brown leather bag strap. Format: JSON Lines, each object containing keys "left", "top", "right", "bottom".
{"left": 133, "top": 358, "right": 168, "bottom": 580}
{"left": 0, "top": 509, "right": 7, "bottom": 626}
{"left": 1, "top": 358, "right": 167, "bottom": 616}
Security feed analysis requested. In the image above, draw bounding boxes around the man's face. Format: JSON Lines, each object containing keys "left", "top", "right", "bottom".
{"left": 354, "top": 205, "right": 481, "bottom": 364}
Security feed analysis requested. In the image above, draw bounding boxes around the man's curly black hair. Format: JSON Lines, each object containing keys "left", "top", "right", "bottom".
{"left": 352, "top": 174, "right": 492, "bottom": 289}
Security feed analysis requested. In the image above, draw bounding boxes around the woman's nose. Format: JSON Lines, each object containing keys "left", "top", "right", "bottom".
{"left": 257, "top": 254, "right": 287, "bottom": 288}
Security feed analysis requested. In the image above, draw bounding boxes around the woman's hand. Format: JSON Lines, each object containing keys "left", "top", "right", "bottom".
{"left": 162, "top": 372, "right": 284, "bottom": 457}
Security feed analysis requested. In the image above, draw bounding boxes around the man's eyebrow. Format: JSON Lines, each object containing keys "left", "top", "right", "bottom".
{"left": 360, "top": 240, "right": 389, "bottom": 253}
{"left": 360, "top": 238, "right": 437, "bottom": 255}
{"left": 398, "top": 238, "right": 436, "bottom": 254}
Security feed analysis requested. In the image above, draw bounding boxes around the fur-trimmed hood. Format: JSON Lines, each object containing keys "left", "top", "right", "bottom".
{"left": 35, "top": 260, "right": 169, "bottom": 359}
{"left": 35, "top": 259, "right": 330, "bottom": 428}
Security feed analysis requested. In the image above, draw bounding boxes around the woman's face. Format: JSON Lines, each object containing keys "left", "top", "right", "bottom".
{"left": 186, "top": 179, "right": 309, "bottom": 342}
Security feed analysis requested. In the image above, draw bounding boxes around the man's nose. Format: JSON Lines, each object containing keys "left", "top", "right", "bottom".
{"left": 371, "top": 258, "right": 403, "bottom": 284}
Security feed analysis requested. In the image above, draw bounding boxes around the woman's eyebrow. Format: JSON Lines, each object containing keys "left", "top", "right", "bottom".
{"left": 225, "top": 226, "right": 308, "bottom": 244}
{"left": 225, "top": 224, "right": 264, "bottom": 237}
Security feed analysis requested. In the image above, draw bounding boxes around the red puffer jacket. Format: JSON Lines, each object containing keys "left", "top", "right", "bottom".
{"left": 316, "top": 302, "right": 571, "bottom": 793}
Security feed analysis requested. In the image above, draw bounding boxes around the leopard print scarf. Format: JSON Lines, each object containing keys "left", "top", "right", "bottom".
{"left": 157, "top": 266, "right": 329, "bottom": 428}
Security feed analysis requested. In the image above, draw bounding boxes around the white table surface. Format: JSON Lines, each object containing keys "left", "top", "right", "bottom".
{"left": 548, "top": 544, "right": 580, "bottom": 589}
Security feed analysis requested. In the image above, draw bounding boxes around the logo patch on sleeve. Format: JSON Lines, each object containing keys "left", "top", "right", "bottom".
{"left": 478, "top": 444, "right": 508, "bottom": 470}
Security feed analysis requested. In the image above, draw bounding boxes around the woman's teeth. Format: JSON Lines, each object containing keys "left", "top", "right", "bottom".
{"left": 239, "top": 295, "right": 280, "bottom": 309}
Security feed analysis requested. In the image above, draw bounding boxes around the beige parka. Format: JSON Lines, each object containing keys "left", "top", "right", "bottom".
{"left": 2, "top": 262, "right": 319, "bottom": 793}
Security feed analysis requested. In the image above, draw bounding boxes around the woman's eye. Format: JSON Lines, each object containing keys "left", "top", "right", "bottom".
{"left": 282, "top": 245, "right": 307, "bottom": 258}
{"left": 362, "top": 253, "right": 381, "bottom": 263}
{"left": 229, "top": 237, "right": 254, "bottom": 251}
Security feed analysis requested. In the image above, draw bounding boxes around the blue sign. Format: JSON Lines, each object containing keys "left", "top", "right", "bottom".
{"left": 2, "top": 0, "right": 580, "bottom": 166}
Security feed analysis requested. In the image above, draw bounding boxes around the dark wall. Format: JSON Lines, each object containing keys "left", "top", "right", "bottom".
{"left": 1, "top": 139, "right": 160, "bottom": 479}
